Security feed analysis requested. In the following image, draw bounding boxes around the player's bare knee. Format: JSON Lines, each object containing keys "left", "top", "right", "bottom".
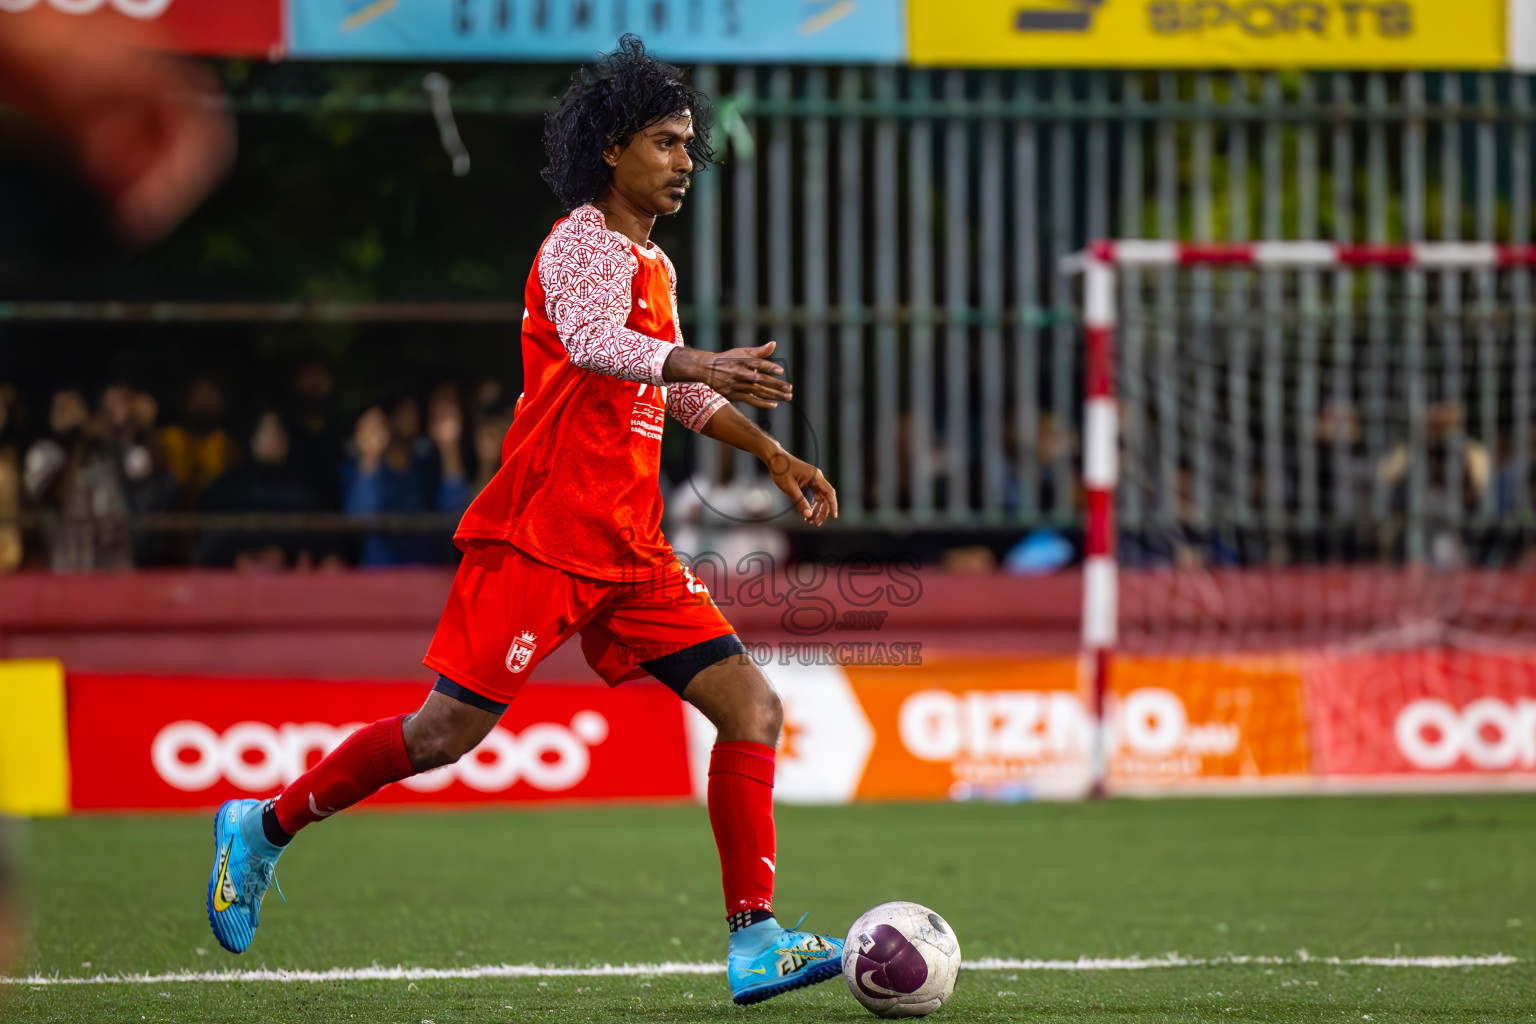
{"left": 719, "top": 673, "right": 781, "bottom": 746}
{"left": 414, "top": 734, "right": 478, "bottom": 771}
{"left": 403, "top": 715, "right": 480, "bottom": 771}
{"left": 404, "top": 730, "right": 453, "bottom": 771}
{"left": 403, "top": 689, "right": 502, "bottom": 771}
{"left": 756, "top": 683, "right": 784, "bottom": 742}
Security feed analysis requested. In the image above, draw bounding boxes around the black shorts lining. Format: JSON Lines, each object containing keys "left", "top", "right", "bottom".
{"left": 641, "top": 633, "right": 750, "bottom": 695}
{"left": 432, "top": 674, "right": 510, "bottom": 714}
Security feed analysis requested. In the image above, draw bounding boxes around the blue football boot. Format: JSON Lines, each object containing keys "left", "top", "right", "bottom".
{"left": 206, "top": 798, "right": 284, "bottom": 953}
{"left": 727, "top": 914, "right": 844, "bottom": 1005}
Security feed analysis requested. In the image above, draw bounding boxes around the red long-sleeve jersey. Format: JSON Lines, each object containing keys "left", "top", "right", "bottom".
{"left": 455, "top": 204, "right": 728, "bottom": 580}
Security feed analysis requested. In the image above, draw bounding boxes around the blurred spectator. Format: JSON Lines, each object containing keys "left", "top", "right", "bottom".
{"left": 100, "top": 383, "right": 177, "bottom": 516}
{"left": 1380, "top": 400, "right": 1490, "bottom": 567}
{"left": 284, "top": 359, "right": 344, "bottom": 511}
{"left": 196, "top": 410, "right": 323, "bottom": 569}
{"left": 159, "top": 375, "right": 233, "bottom": 508}
{"left": 427, "top": 382, "right": 470, "bottom": 513}
{"left": 1312, "top": 399, "right": 1374, "bottom": 521}
{"left": 1493, "top": 420, "right": 1536, "bottom": 518}
{"left": 22, "top": 388, "right": 86, "bottom": 498}
{"left": 472, "top": 377, "right": 507, "bottom": 421}
{"left": 1032, "top": 411, "right": 1077, "bottom": 516}
{"left": 472, "top": 403, "right": 514, "bottom": 494}
{"left": 941, "top": 545, "right": 998, "bottom": 574}
{"left": 1380, "top": 400, "right": 1490, "bottom": 511}
{"left": 0, "top": 385, "right": 21, "bottom": 571}
{"left": 100, "top": 383, "right": 177, "bottom": 564}
{"left": 892, "top": 409, "right": 948, "bottom": 513}
{"left": 343, "top": 387, "right": 468, "bottom": 566}
{"left": 23, "top": 387, "right": 131, "bottom": 570}
{"left": 1121, "top": 460, "right": 1240, "bottom": 569}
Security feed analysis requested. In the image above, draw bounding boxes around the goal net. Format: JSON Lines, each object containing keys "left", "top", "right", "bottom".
{"left": 1080, "top": 242, "right": 1536, "bottom": 793}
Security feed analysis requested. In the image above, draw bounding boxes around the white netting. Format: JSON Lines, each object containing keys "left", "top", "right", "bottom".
{"left": 1107, "top": 262, "right": 1536, "bottom": 784}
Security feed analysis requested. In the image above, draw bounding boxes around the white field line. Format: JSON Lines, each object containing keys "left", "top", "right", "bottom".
{"left": 3, "top": 953, "right": 1520, "bottom": 986}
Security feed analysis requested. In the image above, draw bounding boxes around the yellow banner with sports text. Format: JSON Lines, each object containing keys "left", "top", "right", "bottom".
{"left": 910, "top": 0, "right": 1506, "bottom": 68}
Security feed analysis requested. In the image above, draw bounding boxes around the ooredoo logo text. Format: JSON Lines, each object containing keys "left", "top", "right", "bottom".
{"left": 0, "top": 0, "right": 174, "bottom": 18}
{"left": 151, "top": 712, "right": 610, "bottom": 794}
{"left": 1395, "top": 698, "right": 1536, "bottom": 771}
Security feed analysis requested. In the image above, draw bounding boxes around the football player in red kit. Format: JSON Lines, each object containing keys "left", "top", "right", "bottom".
{"left": 205, "top": 35, "right": 844, "bottom": 1004}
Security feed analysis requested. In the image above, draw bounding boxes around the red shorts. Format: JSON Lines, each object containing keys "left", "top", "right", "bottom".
{"left": 423, "top": 541, "right": 739, "bottom": 705}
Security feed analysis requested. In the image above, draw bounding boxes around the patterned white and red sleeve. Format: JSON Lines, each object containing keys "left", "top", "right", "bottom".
{"left": 667, "top": 383, "right": 729, "bottom": 433}
{"left": 655, "top": 250, "right": 729, "bottom": 432}
{"left": 539, "top": 221, "right": 672, "bottom": 385}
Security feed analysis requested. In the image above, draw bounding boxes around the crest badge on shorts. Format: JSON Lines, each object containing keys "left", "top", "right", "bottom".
{"left": 506, "top": 630, "right": 538, "bottom": 673}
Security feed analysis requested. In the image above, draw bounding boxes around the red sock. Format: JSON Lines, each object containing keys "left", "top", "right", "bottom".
{"left": 272, "top": 714, "right": 415, "bottom": 835}
{"left": 707, "top": 741, "right": 776, "bottom": 919}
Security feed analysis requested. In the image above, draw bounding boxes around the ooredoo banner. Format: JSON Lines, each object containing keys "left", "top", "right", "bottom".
{"left": 288, "top": 0, "right": 906, "bottom": 62}
{"left": 66, "top": 674, "right": 693, "bottom": 809}
{"left": 0, "top": 0, "right": 283, "bottom": 57}
{"left": 910, "top": 0, "right": 1506, "bottom": 68}
{"left": 33, "top": 646, "right": 1536, "bottom": 815}
{"left": 1307, "top": 649, "right": 1536, "bottom": 777}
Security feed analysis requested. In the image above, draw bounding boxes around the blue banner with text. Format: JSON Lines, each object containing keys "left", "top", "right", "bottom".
{"left": 289, "top": 0, "right": 907, "bottom": 62}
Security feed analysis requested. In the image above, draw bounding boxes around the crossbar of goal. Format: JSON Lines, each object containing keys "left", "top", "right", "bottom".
{"left": 1078, "top": 240, "right": 1536, "bottom": 269}
{"left": 1067, "top": 239, "right": 1532, "bottom": 794}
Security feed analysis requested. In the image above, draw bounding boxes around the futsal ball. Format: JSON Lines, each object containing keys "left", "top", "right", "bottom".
{"left": 842, "top": 901, "right": 961, "bottom": 1017}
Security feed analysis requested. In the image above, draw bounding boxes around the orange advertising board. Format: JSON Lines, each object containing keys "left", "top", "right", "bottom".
{"left": 843, "top": 654, "right": 1309, "bottom": 799}
{"left": 1109, "top": 656, "right": 1311, "bottom": 782}
{"left": 847, "top": 657, "right": 1087, "bottom": 800}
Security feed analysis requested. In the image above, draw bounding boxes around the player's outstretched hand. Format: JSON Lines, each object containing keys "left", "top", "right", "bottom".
{"left": 767, "top": 449, "right": 838, "bottom": 526}
{"left": 664, "top": 341, "right": 792, "bottom": 409}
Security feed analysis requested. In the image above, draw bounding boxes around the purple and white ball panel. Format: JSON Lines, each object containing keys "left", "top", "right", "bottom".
{"left": 842, "top": 901, "right": 961, "bottom": 1018}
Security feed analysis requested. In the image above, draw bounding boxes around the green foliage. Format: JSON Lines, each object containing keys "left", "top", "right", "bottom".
{"left": 1131, "top": 71, "right": 1521, "bottom": 245}
{"left": 101, "top": 62, "right": 577, "bottom": 306}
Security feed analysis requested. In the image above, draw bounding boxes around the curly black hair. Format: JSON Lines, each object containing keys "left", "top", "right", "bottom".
{"left": 541, "top": 34, "right": 716, "bottom": 211}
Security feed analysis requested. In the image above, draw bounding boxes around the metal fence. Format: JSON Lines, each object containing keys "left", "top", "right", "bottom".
{"left": 12, "top": 66, "right": 1536, "bottom": 552}
{"left": 682, "top": 67, "right": 1536, "bottom": 534}
{"left": 1114, "top": 262, "right": 1535, "bottom": 569}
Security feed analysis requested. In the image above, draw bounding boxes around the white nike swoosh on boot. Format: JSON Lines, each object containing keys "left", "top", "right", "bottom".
{"left": 761, "top": 857, "right": 775, "bottom": 874}
{"left": 309, "top": 794, "right": 337, "bottom": 818}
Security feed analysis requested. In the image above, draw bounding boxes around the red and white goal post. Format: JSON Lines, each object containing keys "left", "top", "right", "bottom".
{"left": 1072, "top": 241, "right": 1536, "bottom": 797}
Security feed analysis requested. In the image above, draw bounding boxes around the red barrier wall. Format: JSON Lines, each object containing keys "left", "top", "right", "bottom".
{"left": 9, "top": 566, "right": 1536, "bottom": 676}
{"left": 0, "top": 567, "right": 1069, "bottom": 679}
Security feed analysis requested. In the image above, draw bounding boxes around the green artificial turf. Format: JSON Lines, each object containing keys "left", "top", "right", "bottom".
{"left": 6, "top": 796, "right": 1534, "bottom": 1022}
